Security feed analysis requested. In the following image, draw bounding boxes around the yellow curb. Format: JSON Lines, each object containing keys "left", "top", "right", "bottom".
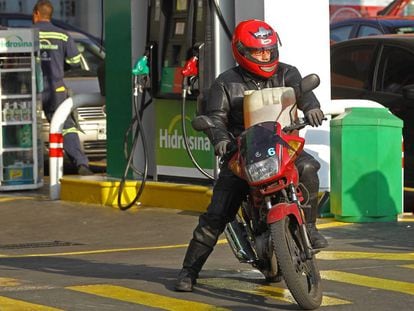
{"left": 60, "top": 176, "right": 414, "bottom": 219}
{"left": 60, "top": 175, "right": 212, "bottom": 212}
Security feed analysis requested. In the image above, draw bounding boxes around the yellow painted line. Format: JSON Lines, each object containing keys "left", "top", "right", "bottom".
{"left": 1, "top": 240, "right": 412, "bottom": 265}
{"left": 67, "top": 284, "right": 229, "bottom": 310}
{"left": 199, "top": 277, "right": 350, "bottom": 306}
{"left": 0, "top": 296, "right": 62, "bottom": 311}
{"left": 0, "top": 277, "right": 21, "bottom": 287}
{"left": 317, "top": 251, "right": 414, "bottom": 261}
{"left": 0, "top": 239, "right": 228, "bottom": 259}
{"left": 316, "top": 221, "right": 353, "bottom": 229}
{"left": 0, "top": 197, "right": 35, "bottom": 202}
{"left": 253, "top": 285, "right": 292, "bottom": 303}
{"left": 321, "top": 294, "right": 352, "bottom": 306}
{"left": 257, "top": 285, "right": 351, "bottom": 306}
{"left": 316, "top": 216, "right": 413, "bottom": 228}
{"left": 401, "top": 264, "right": 414, "bottom": 269}
{"left": 321, "top": 270, "right": 414, "bottom": 296}
{"left": 0, "top": 244, "right": 189, "bottom": 258}
{"left": 398, "top": 217, "right": 414, "bottom": 222}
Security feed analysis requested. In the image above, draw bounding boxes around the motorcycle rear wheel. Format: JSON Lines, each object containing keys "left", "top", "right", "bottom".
{"left": 270, "top": 217, "right": 322, "bottom": 310}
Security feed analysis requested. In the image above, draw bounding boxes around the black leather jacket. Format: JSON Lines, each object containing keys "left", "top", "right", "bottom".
{"left": 201, "top": 63, "right": 321, "bottom": 145}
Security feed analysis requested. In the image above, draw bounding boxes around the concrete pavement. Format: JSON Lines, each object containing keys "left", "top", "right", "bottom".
{"left": 0, "top": 185, "right": 413, "bottom": 310}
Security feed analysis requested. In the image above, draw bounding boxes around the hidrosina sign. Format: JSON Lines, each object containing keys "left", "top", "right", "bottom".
{"left": 0, "top": 29, "right": 39, "bottom": 53}
{"left": 155, "top": 98, "right": 214, "bottom": 178}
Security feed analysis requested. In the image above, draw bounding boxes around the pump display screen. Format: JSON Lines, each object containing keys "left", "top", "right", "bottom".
{"left": 156, "top": 0, "right": 205, "bottom": 98}
{"left": 176, "top": 0, "right": 187, "bottom": 11}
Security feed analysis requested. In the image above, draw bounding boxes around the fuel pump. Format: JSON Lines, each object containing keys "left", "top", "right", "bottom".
{"left": 115, "top": 0, "right": 232, "bottom": 187}
{"left": 143, "top": 0, "right": 217, "bottom": 181}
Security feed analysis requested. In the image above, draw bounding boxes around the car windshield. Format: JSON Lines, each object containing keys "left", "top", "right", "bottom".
{"left": 7, "top": 18, "right": 32, "bottom": 27}
{"left": 330, "top": 25, "right": 352, "bottom": 42}
{"left": 395, "top": 26, "right": 414, "bottom": 34}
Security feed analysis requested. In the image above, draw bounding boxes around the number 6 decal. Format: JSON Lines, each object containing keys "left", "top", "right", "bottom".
{"left": 268, "top": 147, "right": 275, "bottom": 156}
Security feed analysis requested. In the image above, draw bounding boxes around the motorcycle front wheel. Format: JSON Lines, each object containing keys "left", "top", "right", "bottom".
{"left": 270, "top": 217, "right": 322, "bottom": 310}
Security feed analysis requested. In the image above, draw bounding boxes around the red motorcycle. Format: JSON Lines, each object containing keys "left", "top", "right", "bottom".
{"left": 192, "top": 74, "right": 323, "bottom": 310}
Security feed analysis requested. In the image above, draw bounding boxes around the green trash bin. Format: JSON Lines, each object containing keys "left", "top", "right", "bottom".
{"left": 330, "top": 107, "right": 403, "bottom": 222}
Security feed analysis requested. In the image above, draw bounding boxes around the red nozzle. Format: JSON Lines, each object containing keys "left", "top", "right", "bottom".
{"left": 181, "top": 56, "right": 198, "bottom": 77}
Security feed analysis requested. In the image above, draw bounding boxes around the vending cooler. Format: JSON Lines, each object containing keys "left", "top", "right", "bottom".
{"left": 0, "top": 28, "right": 43, "bottom": 190}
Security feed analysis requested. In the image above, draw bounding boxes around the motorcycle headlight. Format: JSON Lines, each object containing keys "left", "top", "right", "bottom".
{"left": 245, "top": 157, "right": 279, "bottom": 183}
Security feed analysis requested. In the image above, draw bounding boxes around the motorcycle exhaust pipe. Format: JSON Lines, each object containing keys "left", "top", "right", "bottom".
{"left": 224, "top": 220, "right": 257, "bottom": 263}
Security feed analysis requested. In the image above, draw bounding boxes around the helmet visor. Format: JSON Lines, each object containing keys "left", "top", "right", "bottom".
{"left": 244, "top": 45, "right": 279, "bottom": 64}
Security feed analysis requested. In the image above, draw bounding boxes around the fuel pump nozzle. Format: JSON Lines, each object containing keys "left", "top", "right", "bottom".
{"left": 182, "top": 42, "right": 204, "bottom": 96}
{"left": 132, "top": 53, "right": 150, "bottom": 94}
{"left": 181, "top": 55, "right": 199, "bottom": 96}
{"left": 132, "top": 54, "right": 150, "bottom": 76}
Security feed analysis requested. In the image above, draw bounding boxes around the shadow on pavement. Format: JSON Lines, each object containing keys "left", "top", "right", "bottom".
{"left": 0, "top": 256, "right": 295, "bottom": 310}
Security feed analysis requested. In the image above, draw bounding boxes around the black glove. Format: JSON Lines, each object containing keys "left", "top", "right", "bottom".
{"left": 306, "top": 108, "right": 324, "bottom": 127}
{"left": 214, "top": 140, "right": 230, "bottom": 156}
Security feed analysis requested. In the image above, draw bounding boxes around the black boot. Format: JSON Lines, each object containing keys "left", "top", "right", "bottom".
{"left": 303, "top": 203, "right": 329, "bottom": 249}
{"left": 300, "top": 176, "right": 328, "bottom": 249}
{"left": 307, "top": 223, "right": 328, "bottom": 249}
{"left": 175, "top": 268, "right": 197, "bottom": 292}
{"left": 174, "top": 239, "right": 214, "bottom": 292}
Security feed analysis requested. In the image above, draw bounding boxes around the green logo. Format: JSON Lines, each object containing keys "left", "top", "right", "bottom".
{"left": 155, "top": 99, "right": 214, "bottom": 170}
{"left": 159, "top": 114, "right": 210, "bottom": 151}
{"left": 0, "top": 35, "right": 33, "bottom": 49}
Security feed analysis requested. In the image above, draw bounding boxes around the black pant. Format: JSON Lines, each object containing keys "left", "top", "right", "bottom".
{"left": 181, "top": 150, "right": 320, "bottom": 275}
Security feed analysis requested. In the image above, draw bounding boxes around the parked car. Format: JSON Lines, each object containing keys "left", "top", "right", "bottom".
{"left": 331, "top": 34, "right": 414, "bottom": 189}
{"left": 330, "top": 17, "right": 414, "bottom": 43}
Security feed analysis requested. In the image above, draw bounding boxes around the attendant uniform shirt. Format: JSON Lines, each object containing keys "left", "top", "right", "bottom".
{"left": 34, "top": 21, "right": 81, "bottom": 89}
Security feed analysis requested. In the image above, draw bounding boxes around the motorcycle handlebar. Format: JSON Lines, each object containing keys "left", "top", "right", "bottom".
{"left": 223, "top": 116, "right": 327, "bottom": 157}
{"left": 282, "top": 117, "right": 327, "bottom": 132}
{"left": 220, "top": 140, "right": 238, "bottom": 161}
{"left": 227, "top": 141, "right": 238, "bottom": 154}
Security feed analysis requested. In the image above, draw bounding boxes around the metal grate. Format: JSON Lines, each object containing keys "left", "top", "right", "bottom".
{"left": 0, "top": 241, "right": 84, "bottom": 250}
{"left": 77, "top": 106, "right": 106, "bottom": 120}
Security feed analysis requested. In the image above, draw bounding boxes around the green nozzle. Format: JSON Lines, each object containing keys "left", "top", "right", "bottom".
{"left": 132, "top": 55, "right": 149, "bottom": 76}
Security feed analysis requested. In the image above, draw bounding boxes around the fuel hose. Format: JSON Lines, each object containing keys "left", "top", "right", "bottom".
{"left": 117, "top": 56, "right": 151, "bottom": 210}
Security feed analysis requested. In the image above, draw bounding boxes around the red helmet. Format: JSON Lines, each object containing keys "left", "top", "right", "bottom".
{"left": 232, "top": 19, "right": 279, "bottom": 78}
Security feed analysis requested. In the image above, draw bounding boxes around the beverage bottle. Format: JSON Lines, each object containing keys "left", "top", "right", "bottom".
{"left": 22, "top": 102, "right": 31, "bottom": 121}
{"left": 2, "top": 102, "right": 9, "bottom": 122}
{"left": 13, "top": 102, "right": 21, "bottom": 121}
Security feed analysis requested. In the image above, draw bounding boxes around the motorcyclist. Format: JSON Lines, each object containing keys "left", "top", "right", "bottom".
{"left": 175, "top": 19, "right": 328, "bottom": 292}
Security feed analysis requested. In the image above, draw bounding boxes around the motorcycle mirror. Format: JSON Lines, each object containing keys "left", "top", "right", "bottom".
{"left": 192, "top": 115, "right": 216, "bottom": 131}
{"left": 300, "top": 74, "right": 320, "bottom": 95}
